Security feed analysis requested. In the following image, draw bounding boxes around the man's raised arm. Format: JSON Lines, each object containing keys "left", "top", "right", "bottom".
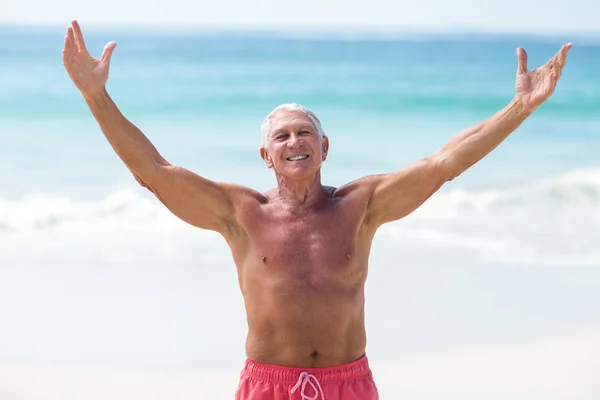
{"left": 364, "top": 44, "right": 572, "bottom": 228}
{"left": 63, "top": 20, "right": 244, "bottom": 236}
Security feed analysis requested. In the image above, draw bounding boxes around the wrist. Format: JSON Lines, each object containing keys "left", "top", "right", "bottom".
{"left": 83, "top": 87, "right": 110, "bottom": 107}
{"left": 512, "top": 95, "right": 536, "bottom": 116}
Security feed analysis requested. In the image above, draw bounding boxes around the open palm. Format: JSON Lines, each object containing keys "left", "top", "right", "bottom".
{"left": 62, "top": 20, "right": 117, "bottom": 97}
{"left": 515, "top": 43, "right": 572, "bottom": 112}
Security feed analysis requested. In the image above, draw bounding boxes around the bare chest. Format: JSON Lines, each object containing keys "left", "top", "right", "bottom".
{"left": 238, "top": 202, "right": 369, "bottom": 294}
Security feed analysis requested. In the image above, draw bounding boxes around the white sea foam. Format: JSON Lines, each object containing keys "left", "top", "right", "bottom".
{"left": 2, "top": 168, "right": 598, "bottom": 267}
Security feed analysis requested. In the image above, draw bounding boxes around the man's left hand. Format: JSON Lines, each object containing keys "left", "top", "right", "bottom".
{"left": 515, "top": 43, "right": 572, "bottom": 112}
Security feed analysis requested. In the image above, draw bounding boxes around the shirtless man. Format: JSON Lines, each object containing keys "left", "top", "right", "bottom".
{"left": 62, "top": 20, "right": 571, "bottom": 400}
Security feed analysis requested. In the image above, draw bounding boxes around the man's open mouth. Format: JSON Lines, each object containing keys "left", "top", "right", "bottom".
{"left": 286, "top": 155, "right": 309, "bottom": 161}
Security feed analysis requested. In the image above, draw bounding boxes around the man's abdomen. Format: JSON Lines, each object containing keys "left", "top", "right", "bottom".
{"left": 243, "top": 285, "right": 367, "bottom": 368}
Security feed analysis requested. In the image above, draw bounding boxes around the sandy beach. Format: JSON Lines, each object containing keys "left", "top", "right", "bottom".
{"left": 3, "top": 328, "right": 600, "bottom": 400}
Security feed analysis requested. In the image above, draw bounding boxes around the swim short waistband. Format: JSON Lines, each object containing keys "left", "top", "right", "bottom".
{"left": 240, "top": 354, "right": 373, "bottom": 385}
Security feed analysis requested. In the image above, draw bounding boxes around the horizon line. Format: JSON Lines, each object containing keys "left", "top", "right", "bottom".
{"left": 1, "top": 22, "right": 598, "bottom": 41}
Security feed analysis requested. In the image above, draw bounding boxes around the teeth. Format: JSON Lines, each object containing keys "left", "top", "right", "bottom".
{"left": 287, "top": 155, "right": 308, "bottom": 161}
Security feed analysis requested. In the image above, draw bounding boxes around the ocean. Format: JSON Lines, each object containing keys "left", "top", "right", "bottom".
{"left": 1, "top": 27, "right": 599, "bottom": 399}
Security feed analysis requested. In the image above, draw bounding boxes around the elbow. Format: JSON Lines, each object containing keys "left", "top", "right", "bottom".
{"left": 430, "top": 152, "right": 462, "bottom": 182}
{"left": 130, "top": 159, "right": 165, "bottom": 191}
{"left": 133, "top": 173, "right": 150, "bottom": 189}
{"left": 132, "top": 172, "right": 159, "bottom": 196}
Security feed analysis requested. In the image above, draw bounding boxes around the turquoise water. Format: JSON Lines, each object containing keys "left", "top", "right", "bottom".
{"left": 1, "top": 29, "right": 599, "bottom": 199}
{"left": 1, "top": 28, "right": 599, "bottom": 373}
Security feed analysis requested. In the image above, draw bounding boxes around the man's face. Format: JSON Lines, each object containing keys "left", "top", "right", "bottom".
{"left": 260, "top": 110, "right": 329, "bottom": 180}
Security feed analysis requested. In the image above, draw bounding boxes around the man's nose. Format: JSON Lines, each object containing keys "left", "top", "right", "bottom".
{"left": 287, "top": 133, "right": 302, "bottom": 148}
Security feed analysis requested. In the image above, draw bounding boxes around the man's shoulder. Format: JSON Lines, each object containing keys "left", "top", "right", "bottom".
{"left": 333, "top": 175, "right": 386, "bottom": 199}
{"left": 227, "top": 184, "right": 269, "bottom": 206}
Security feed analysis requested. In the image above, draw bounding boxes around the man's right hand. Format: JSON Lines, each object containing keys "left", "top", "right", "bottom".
{"left": 62, "top": 20, "right": 117, "bottom": 99}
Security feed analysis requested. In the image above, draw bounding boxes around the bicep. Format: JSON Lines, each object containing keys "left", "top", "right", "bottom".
{"left": 365, "top": 157, "right": 449, "bottom": 227}
{"left": 137, "top": 163, "right": 241, "bottom": 234}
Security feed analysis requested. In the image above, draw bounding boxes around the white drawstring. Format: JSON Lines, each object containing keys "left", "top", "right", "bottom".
{"left": 291, "top": 371, "right": 325, "bottom": 400}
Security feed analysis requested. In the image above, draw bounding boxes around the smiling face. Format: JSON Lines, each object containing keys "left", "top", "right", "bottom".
{"left": 260, "top": 108, "right": 329, "bottom": 181}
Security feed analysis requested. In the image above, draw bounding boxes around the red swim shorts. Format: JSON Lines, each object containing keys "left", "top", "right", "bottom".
{"left": 235, "top": 354, "right": 379, "bottom": 399}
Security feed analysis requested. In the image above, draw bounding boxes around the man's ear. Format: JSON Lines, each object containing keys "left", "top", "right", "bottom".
{"left": 321, "top": 136, "right": 330, "bottom": 161}
{"left": 260, "top": 147, "right": 273, "bottom": 169}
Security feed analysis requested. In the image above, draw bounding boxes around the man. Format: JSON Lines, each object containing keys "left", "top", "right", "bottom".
{"left": 62, "top": 20, "right": 571, "bottom": 399}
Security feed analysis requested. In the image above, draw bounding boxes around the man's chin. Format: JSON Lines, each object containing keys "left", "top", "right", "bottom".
{"left": 275, "top": 166, "right": 320, "bottom": 180}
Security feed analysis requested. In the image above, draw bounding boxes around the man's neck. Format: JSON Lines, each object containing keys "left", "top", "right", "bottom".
{"left": 274, "top": 172, "right": 329, "bottom": 211}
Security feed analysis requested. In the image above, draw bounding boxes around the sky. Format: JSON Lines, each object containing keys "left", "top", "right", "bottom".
{"left": 1, "top": 0, "right": 599, "bottom": 34}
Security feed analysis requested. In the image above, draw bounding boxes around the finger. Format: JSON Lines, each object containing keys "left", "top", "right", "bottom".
{"left": 552, "top": 60, "right": 562, "bottom": 79}
{"left": 561, "top": 43, "right": 572, "bottom": 67}
{"left": 71, "top": 20, "right": 87, "bottom": 51}
{"left": 64, "top": 27, "right": 77, "bottom": 55}
{"left": 555, "top": 46, "right": 567, "bottom": 68}
{"left": 67, "top": 27, "right": 76, "bottom": 50}
{"left": 545, "top": 68, "right": 557, "bottom": 94}
{"left": 517, "top": 47, "right": 528, "bottom": 74}
{"left": 550, "top": 71, "right": 558, "bottom": 90}
{"left": 545, "top": 53, "right": 560, "bottom": 72}
{"left": 62, "top": 32, "right": 69, "bottom": 53}
{"left": 101, "top": 41, "right": 117, "bottom": 63}
{"left": 556, "top": 43, "right": 572, "bottom": 68}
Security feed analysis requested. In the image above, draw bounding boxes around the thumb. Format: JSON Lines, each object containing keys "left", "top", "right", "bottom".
{"left": 101, "top": 41, "right": 117, "bottom": 63}
{"left": 517, "top": 47, "right": 528, "bottom": 74}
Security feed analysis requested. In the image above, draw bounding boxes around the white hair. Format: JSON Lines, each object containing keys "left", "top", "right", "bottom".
{"left": 260, "top": 103, "right": 326, "bottom": 148}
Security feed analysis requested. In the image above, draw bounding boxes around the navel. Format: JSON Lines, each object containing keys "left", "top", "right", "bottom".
{"left": 261, "top": 256, "right": 267, "bottom": 263}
